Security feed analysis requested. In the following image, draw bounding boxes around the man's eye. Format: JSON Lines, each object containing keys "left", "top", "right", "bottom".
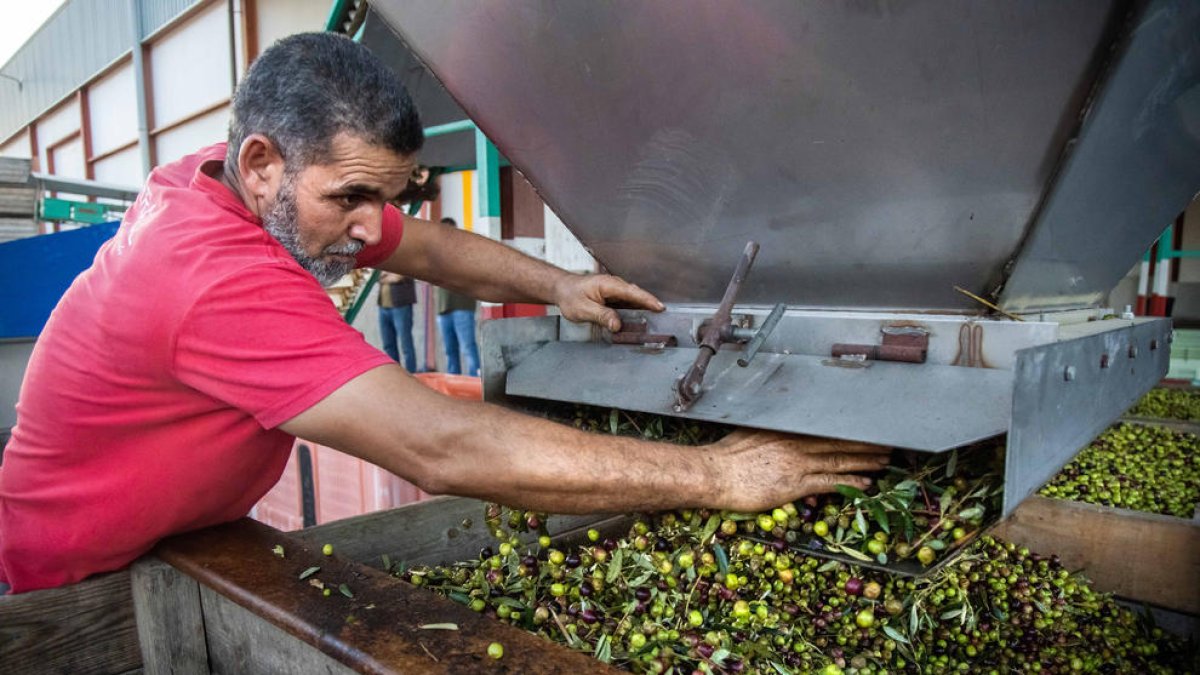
{"left": 338, "top": 195, "right": 362, "bottom": 209}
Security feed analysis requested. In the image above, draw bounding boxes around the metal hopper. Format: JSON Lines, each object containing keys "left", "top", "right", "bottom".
{"left": 361, "top": 0, "right": 1200, "bottom": 522}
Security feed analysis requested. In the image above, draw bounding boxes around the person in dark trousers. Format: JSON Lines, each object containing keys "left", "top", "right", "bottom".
{"left": 0, "top": 32, "right": 887, "bottom": 593}
{"left": 434, "top": 217, "right": 481, "bottom": 376}
{"left": 377, "top": 271, "right": 418, "bottom": 372}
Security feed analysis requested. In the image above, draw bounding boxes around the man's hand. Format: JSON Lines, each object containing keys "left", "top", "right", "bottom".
{"left": 553, "top": 274, "right": 666, "bottom": 331}
{"left": 709, "top": 430, "right": 891, "bottom": 512}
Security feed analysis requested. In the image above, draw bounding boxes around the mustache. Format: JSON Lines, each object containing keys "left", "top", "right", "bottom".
{"left": 324, "top": 240, "right": 365, "bottom": 257}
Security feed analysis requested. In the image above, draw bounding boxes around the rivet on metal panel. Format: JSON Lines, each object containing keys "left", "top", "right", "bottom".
{"left": 1099, "top": 353, "right": 1110, "bottom": 369}
{"left": 1150, "top": 339, "right": 1159, "bottom": 351}
{"left": 1063, "top": 365, "right": 1076, "bottom": 382}
{"left": 1128, "top": 344, "right": 1139, "bottom": 358}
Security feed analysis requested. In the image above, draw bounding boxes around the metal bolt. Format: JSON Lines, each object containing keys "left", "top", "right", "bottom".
{"left": 1128, "top": 344, "right": 1138, "bottom": 358}
{"left": 1099, "top": 354, "right": 1110, "bottom": 369}
{"left": 1150, "top": 339, "right": 1159, "bottom": 351}
{"left": 1063, "top": 366, "right": 1076, "bottom": 382}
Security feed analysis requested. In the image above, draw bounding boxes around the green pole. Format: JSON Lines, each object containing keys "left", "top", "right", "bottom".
{"left": 324, "top": 0, "right": 356, "bottom": 32}
{"left": 474, "top": 127, "right": 501, "bottom": 238}
{"left": 1157, "top": 224, "right": 1174, "bottom": 264}
{"left": 426, "top": 120, "right": 476, "bottom": 138}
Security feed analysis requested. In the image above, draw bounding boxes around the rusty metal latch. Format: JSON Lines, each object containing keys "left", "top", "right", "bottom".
{"left": 832, "top": 325, "right": 930, "bottom": 363}
{"left": 674, "top": 241, "right": 762, "bottom": 412}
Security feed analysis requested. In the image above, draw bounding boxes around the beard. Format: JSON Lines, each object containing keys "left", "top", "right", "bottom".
{"left": 262, "top": 177, "right": 364, "bottom": 287}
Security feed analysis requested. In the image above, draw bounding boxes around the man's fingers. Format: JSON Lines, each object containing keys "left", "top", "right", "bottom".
{"left": 595, "top": 306, "right": 621, "bottom": 332}
{"left": 810, "top": 453, "right": 891, "bottom": 473}
{"left": 798, "top": 438, "right": 890, "bottom": 454}
{"left": 798, "top": 473, "right": 873, "bottom": 496}
{"left": 598, "top": 276, "right": 665, "bottom": 312}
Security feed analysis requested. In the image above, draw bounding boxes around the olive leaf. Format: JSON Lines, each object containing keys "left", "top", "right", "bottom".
{"left": 419, "top": 623, "right": 459, "bottom": 630}
{"left": 883, "top": 624, "right": 910, "bottom": 644}
{"left": 298, "top": 566, "right": 321, "bottom": 580}
{"left": 712, "top": 542, "right": 729, "bottom": 576}
{"left": 606, "top": 549, "right": 623, "bottom": 584}
{"left": 835, "top": 484, "right": 867, "bottom": 500}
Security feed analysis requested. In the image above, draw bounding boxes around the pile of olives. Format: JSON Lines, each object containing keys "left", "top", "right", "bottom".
{"left": 398, "top": 508, "right": 1194, "bottom": 673}
{"left": 1126, "top": 388, "right": 1200, "bottom": 422}
{"left": 546, "top": 405, "right": 1003, "bottom": 569}
{"left": 1041, "top": 423, "right": 1199, "bottom": 518}
{"left": 384, "top": 406, "right": 1195, "bottom": 673}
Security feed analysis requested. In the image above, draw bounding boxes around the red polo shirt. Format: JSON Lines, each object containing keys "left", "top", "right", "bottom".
{"left": 0, "top": 143, "right": 402, "bottom": 592}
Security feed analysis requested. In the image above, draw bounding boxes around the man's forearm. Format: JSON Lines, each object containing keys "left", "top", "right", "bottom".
{"left": 400, "top": 396, "right": 725, "bottom": 514}
{"left": 406, "top": 220, "right": 571, "bottom": 305}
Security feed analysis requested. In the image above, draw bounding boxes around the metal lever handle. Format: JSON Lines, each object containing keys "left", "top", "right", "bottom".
{"left": 737, "top": 303, "right": 786, "bottom": 367}
{"left": 673, "top": 241, "right": 760, "bottom": 412}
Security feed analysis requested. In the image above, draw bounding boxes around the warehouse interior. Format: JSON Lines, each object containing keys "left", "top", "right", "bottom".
{"left": 0, "top": 0, "right": 1198, "bottom": 673}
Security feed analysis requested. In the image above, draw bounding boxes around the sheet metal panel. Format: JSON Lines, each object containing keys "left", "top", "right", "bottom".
{"left": 1003, "top": 319, "right": 1171, "bottom": 516}
{"left": 370, "top": 0, "right": 1122, "bottom": 311}
{"left": 360, "top": 12, "right": 477, "bottom": 169}
{"left": 506, "top": 341, "right": 1013, "bottom": 452}
{"left": 1000, "top": 0, "right": 1200, "bottom": 312}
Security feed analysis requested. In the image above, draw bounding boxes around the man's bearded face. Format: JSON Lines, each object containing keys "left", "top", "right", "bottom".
{"left": 262, "top": 173, "right": 364, "bottom": 287}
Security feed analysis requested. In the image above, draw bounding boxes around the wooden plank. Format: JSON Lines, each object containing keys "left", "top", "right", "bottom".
{"left": 157, "top": 518, "right": 616, "bottom": 674}
{"left": 0, "top": 157, "right": 32, "bottom": 183}
{"left": 0, "top": 186, "right": 37, "bottom": 215}
{"left": 199, "top": 584, "right": 358, "bottom": 675}
{"left": 0, "top": 569, "right": 142, "bottom": 675}
{"left": 131, "top": 557, "right": 209, "bottom": 675}
{"left": 994, "top": 495, "right": 1200, "bottom": 614}
{"left": 295, "top": 496, "right": 609, "bottom": 568}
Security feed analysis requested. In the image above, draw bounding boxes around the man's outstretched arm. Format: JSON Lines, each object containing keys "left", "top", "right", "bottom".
{"left": 378, "top": 215, "right": 662, "bottom": 331}
{"left": 280, "top": 365, "right": 890, "bottom": 515}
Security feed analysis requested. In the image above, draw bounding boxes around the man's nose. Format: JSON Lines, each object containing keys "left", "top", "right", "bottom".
{"left": 349, "top": 204, "right": 384, "bottom": 247}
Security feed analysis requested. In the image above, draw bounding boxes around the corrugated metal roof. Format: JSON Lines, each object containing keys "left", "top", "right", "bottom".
{"left": 0, "top": 0, "right": 203, "bottom": 143}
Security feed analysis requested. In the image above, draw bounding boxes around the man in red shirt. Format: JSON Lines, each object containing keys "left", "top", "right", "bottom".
{"left": 0, "top": 33, "right": 887, "bottom": 593}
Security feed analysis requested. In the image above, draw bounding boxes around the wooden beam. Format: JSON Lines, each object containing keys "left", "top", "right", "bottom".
{"left": 131, "top": 558, "right": 210, "bottom": 674}
{"left": 155, "top": 518, "right": 616, "bottom": 674}
{"left": 28, "top": 121, "right": 39, "bottom": 172}
{"left": 149, "top": 98, "right": 230, "bottom": 138}
{"left": 78, "top": 89, "right": 94, "bottom": 183}
{"left": 88, "top": 138, "right": 140, "bottom": 166}
{"left": 0, "top": 569, "right": 141, "bottom": 675}
{"left": 994, "top": 495, "right": 1200, "bottom": 614}
{"left": 241, "top": 0, "right": 259, "bottom": 66}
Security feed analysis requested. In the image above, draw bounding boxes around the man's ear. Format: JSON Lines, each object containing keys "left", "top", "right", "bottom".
{"left": 236, "top": 134, "right": 286, "bottom": 217}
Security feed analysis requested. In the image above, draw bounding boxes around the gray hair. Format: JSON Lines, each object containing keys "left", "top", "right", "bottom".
{"left": 226, "top": 32, "right": 423, "bottom": 173}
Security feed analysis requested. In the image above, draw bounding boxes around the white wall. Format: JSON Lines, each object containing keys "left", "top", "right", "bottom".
{"left": 155, "top": 104, "right": 230, "bottom": 166}
{"left": 0, "top": 133, "right": 29, "bottom": 159}
{"left": 92, "top": 145, "right": 142, "bottom": 186}
{"left": 438, "top": 172, "right": 468, "bottom": 230}
{"left": 88, "top": 60, "right": 137, "bottom": 158}
{"left": 150, "top": 1, "right": 233, "bottom": 128}
{"left": 50, "top": 137, "right": 86, "bottom": 180}
{"left": 545, "top": 204, "right": 596, "bottom": 273}
{"left": 36, "top": 98, "right": 80, "bottom": 170}
{"left": 256, "top": 0, "right": 329, "bottom": 51}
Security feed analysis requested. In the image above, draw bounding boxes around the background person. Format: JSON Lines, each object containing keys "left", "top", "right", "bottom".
{"left": 434, "top": 217, "right": 480, "bottom": 377}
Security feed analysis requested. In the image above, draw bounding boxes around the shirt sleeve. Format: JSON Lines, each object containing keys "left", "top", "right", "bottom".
{"left": 356, "top": 204, "right": 405, "bottom": 268}
{"left": 172, "top": 262, "right": 394, "bottom": 429}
